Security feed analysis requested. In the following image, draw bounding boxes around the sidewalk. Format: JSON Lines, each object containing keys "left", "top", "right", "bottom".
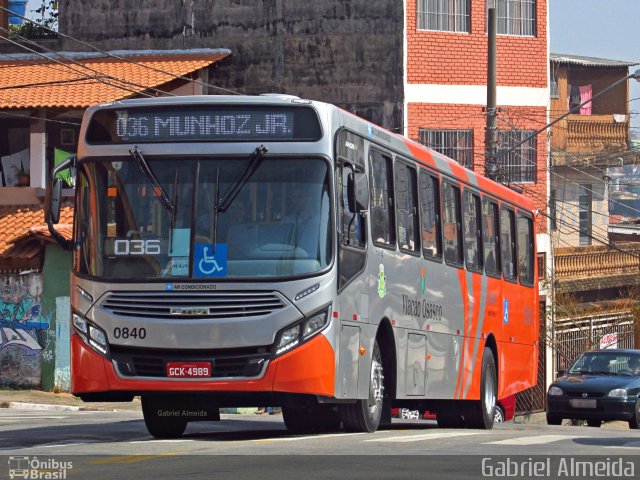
{"left": 0, "top": 390, "right": 141, "bottom": 412}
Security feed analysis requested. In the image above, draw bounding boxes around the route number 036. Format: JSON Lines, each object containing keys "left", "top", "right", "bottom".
{"left": 114, "top": 239, "right": 161, "bottom": 256}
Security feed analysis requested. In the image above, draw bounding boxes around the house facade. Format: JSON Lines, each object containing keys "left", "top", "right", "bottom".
{"left": 549, "top": 54, "right": 640, "bottom": 371}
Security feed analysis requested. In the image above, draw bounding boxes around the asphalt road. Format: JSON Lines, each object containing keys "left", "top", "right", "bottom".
{"left": 1, "top": 409, "right": 640, "bottom": 479}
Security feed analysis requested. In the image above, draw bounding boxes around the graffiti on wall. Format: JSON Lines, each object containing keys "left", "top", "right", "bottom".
{"left": 0, "top": 276, "right": 49, "bottom": 356}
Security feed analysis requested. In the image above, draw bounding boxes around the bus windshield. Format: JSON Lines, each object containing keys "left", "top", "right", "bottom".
{"left": 74, "top": 156, "right": 332, "bottom": 280}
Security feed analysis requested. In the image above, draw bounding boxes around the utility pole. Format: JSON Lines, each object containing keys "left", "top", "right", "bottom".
{"left": 485, "top": 6, "right": 498, "bottom": 181}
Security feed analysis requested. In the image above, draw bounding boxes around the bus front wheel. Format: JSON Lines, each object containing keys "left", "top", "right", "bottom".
{"left": 141, "top": 395, "right": 187, "bottom": 438}
{"left": 339, "top": 341, "right": 384, "bottom": 433}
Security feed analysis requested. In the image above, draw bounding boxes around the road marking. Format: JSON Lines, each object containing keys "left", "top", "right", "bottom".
{"left": 485, "top": 435, "right": 581, "bottom": 446}
{"left": 366, "top": 431, "right": 485, "bottom": 443}
{"left": 251, "top": 432, "right": 369, "bottom": 443}
{"left": 0, "top": 415, "right": 69, "bottom": 421}
{"left": 604, "top": 442, "right": 640, "bottom": 449}
{"left": 90, "top": 453, "right": 179, "bottom": 465}
{"left": 129, "top": 439, "right": 194, "bottom": 444}
{"left": 42, "top": 443, "right": 86, "bottom": 448}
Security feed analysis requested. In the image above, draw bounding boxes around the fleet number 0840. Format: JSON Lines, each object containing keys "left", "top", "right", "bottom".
{"left": 113, "top": 327, "right": 147, "bottom": 339}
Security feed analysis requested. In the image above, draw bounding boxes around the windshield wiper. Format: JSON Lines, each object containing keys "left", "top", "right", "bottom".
{"left": 129, "top": 148, "right": 175, "bottom": 213}
{"left": 216, "top": 145, "right": 268, "bottom": 212}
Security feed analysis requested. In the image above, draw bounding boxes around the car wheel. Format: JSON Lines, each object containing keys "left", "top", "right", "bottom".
{"left": 546, "top": 413, "right": 562, "bottom": 426}
{"left": 587, "top": 419, "right": 602, "bottom": 428}
{"left": 494, "top": 405, "right": 505, "bottom": 423}
{"left": 629, "top": 398, "right": 640, "bottom": 430}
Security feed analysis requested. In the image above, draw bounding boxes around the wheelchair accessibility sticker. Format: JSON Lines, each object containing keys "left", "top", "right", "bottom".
{"left": 194, "top": 244, "right": 227, "bottom": 278}
{"left": 503, "top": 298, "right": 509, "bottom": 324}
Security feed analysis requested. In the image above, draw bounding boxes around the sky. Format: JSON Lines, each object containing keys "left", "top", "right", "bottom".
{"left": 22, "top": 0, "right": 640, "bottom": 132}
{"left": 550, "top": 0, "right": 640, "bottom": 133}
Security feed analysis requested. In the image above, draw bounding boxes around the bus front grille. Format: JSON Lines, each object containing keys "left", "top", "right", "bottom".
{"left": 111, "top": 346, "right": 270, "bottom": 378}
{"left": 100, "top": 290, "right": 286, "bottom": 319}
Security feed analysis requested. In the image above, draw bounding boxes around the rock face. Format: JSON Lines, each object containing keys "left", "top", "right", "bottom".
{"left": 59, "top": 0, "right": 404, "bottom": 129}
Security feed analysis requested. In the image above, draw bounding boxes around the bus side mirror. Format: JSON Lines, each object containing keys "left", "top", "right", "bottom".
{"left": 348, "top": 171, "right": 369, "bottom": 213}
{"left": 49, "top": 178, "right": 62, "bottom": 224}
{"left": 46, "top": 156, "right": 75, "bottom": 250}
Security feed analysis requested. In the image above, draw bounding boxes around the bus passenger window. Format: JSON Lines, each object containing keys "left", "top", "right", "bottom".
{"left": 394, "top": 162, "right": 420, "bottom": 253}
{"left": 517, "top": 213, "right": 534, "bottom": 286}
{"left": 500, "top": 207, "right": 517, "bottom": 281}
{"left": 443, "top": 183, "right": 463, "bottom": 265}
{"left": 463, "top": 191, "right": 482, "bottom": 271}
{"left": 370, "top": 151, "right": 396, "bottom": 248}
{"left": 482, "top": 198, "right": 501, "bottom": 276}
{"left": 419, "top": 172, "right": 442, "bottom": 259}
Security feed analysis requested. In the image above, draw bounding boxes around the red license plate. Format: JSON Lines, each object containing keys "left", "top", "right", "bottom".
{"left": 166, "top": 362, "right": 211, "bottom": 378}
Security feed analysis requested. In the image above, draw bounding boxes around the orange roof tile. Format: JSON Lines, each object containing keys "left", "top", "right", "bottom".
{"left": 0, "top": 52, "right": 229, "bottom": 109}
{"left": 0, "top": 204, "right": 74, "bottom": 256}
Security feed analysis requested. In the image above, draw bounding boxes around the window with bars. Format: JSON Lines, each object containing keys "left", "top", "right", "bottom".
{"left": 496, "top": 130, "right": 537, "bottom": 183}
{"left": 418, "top": 129, "right": 474, "bottom": 169}
{"left": 417, "top": 0, "right": 470, "bottom": 33}
{"left": 488, "top": 0, "right": 536, "bottom": 37}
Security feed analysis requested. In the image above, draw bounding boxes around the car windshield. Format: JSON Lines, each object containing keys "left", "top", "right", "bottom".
{"left": 74, "top": 156, "right": 332, "bottom": 280}
{"left": 568, "top": 352, "right": 640, "bottom": 376}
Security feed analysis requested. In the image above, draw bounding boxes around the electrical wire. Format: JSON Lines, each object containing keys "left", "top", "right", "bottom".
{"left": 0, "top": 5, "right": 243, "bottom": 96}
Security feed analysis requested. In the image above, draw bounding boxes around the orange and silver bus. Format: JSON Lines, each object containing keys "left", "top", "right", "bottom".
{"left": 48, "top": 94, "right": 538, "bottom": 437}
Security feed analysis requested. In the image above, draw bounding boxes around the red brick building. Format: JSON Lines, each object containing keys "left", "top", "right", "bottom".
{"left": 404, "top": 0, "right": 549, "bottom": 239}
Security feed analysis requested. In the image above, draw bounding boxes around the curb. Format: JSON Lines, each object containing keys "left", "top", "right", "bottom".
{"left": 7, "top": 402, "right": 81, "bottom": 412}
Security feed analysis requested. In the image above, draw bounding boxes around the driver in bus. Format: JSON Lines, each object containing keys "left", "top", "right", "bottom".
{"left": 283, "top": 184, "right": 319, "bottom": 258}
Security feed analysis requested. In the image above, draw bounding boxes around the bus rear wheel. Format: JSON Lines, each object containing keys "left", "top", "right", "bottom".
{"left": 339, "top": 341, "right": 384, "bottom": 433}
{"left": 141, "top": 395, "right": 188, "bottom": 438}
{"left": 282, "top": 404, "right": 341, "bottom": 434}
{"left": 464, "top": 347, "right": 496, "bottom": 430}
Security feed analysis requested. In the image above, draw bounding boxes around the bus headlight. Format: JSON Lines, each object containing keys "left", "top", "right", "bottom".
{"left": 73, "top": 312, "right": 109, "bottom": 357}
{"left": 273, "top": 306, "right": 331, "bottom": 358}
{"left": 303, "top": 310, "right": 328, "bottom": 338}
{"left": 89, "top": 326, "right": 108, "bottom": 355}
{"left": 275, "top": 325, "right": 301, "bottom": 356}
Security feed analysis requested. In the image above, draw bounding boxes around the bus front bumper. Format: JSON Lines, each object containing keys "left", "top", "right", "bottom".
{"left": 71, "top": 332, "right": 335, "bottom": 399}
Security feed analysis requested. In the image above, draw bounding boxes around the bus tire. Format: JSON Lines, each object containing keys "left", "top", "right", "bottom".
{"left": 465, "top": 347, "right": 496, "bottom": 430}
{"left": 282, "top": 404, "right": 342, "bottom": 434}
{"left": 141, "top": 395, "right": 187, "bottom": 438}
{"left": 339, "top": 340, "right": 384, "bottom": 432}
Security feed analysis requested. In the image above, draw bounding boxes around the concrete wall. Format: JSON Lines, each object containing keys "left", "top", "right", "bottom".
{"left": 0, "top": 244, "right": 71, "bottom": 390}
{"left": 0, "top": 272, "right": 46, "bottom": 388}
{"left": 40, "top": 244, "right": 71, "bottom": 392}
{"left": 59, "top": 0, "right": 404, "bottom": 129}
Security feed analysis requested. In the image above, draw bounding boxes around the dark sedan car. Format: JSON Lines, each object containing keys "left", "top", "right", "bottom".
{"left": 546, "top": 349, "right": 640, "bottom": 428}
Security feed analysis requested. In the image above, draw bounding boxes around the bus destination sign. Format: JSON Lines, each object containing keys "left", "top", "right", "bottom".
{"left": 86, "top": 106, "right": 322, "bottom": 143}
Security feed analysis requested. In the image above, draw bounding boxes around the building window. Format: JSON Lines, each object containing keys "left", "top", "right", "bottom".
{"left": 489, "top": 0, "right": 536, "bottom": 37}
{"left": 497, "top": 130, "right": 537, "bottom": 183}
{"left": 578, "top": 184, "right": 592, "bottom": 246}
{"left": 417, "top": 0, "right": 470, "bottom": 33}
{"left": 537, "top": 252, "right": 546, "bottom": 280}
{"left": 418, "top": 129, "right": 474, "bottom": 169}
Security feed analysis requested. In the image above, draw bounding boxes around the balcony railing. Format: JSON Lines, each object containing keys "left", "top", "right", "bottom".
{"left": 555, "top": 243, "right": 640, "bottom": 281}
{"left": 552, "top": 114, "right": 628, "bottom": 156}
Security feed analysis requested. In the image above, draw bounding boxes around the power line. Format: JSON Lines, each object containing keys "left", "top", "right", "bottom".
{"left": 0, "top": 5, "right": 243, "bottom": 96}
{"left": 0, "top": 27, "right": 172, "bottom": 98}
